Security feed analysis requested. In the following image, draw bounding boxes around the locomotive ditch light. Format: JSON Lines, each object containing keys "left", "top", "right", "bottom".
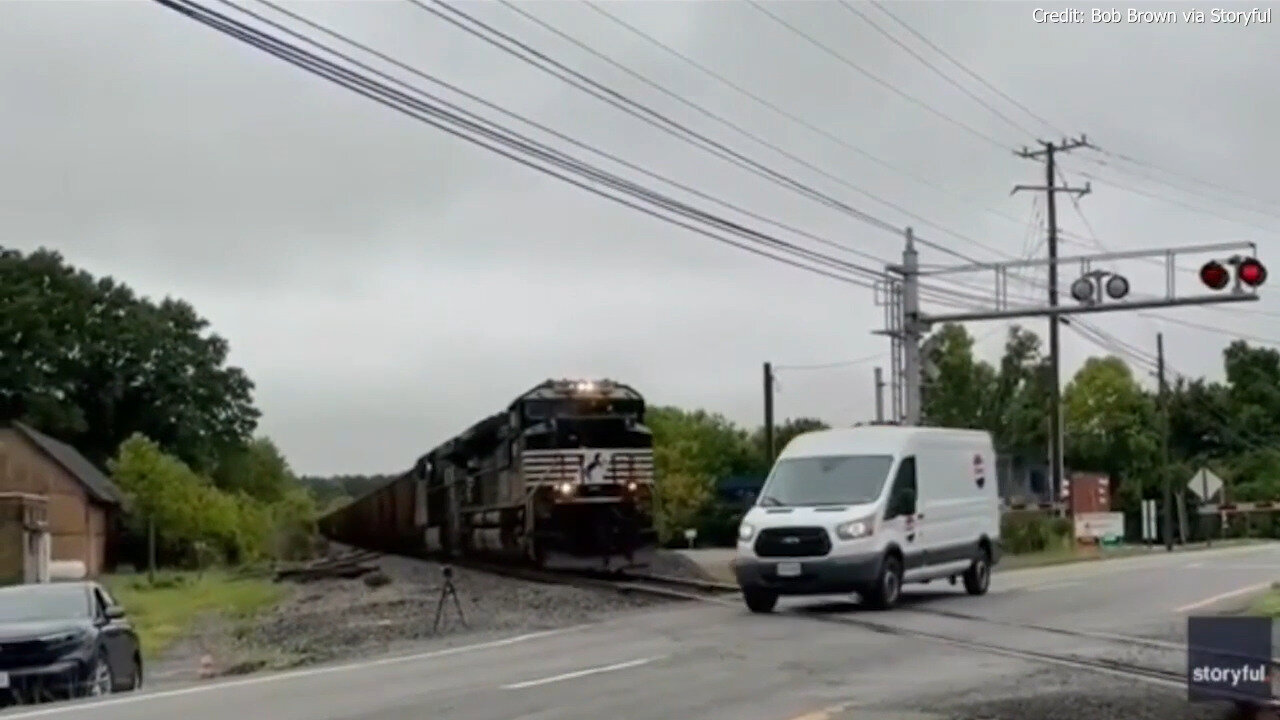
{"left": 558, "top": 482, "right": 575, "bottom": 495}
{"left": 1239, "top": 257, "right": 1267, "bottom": 287}
{"left": 1104, "top": 274, "right": 1129, "bottom": 300}
{"left": 1200, "top": 260, "right": 1230, "bottom": 290}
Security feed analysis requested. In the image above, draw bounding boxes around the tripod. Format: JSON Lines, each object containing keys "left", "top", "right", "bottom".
{"left": 433, "top": 565, "right": 466, "bottom": 633}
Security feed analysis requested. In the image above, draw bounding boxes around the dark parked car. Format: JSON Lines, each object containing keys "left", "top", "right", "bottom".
{"left": 0, "top": 582, "right": 142, "bottom": 707}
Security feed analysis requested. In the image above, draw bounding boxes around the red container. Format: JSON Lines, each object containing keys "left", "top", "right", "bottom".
{"left": 1064, "top": 472, "right": 1111, "bottom": 515}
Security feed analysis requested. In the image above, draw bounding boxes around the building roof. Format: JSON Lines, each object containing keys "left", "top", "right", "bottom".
{"left": 12, "top": 422, "right": 124, "bottom": 507}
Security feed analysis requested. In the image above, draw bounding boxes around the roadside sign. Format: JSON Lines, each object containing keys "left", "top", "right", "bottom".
{"left": 1074, "top": 511, "right": 1124, "bottom": 541}
{"left": 1187, "top": 468, "right": 1223, "bottom": 501}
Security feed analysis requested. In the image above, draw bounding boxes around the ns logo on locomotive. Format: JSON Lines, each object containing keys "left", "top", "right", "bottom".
{"left": 318, "top": 379, "right": 657, "bottom": 571}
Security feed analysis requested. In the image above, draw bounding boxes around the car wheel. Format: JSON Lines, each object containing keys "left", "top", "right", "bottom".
{"left": 743, "top": 587, "right": 779, "bottom": 614}
{"left": 121, "top": 654, "right": 143, "bottom": 692}
{"left": 84, "top": 652, "right": 113, "bottom": 698}
{"left": 963, "top": 546, "right": 992, "bottom": 596}
{"left": 862, "top": 554, "right": 902, "bottom": 610}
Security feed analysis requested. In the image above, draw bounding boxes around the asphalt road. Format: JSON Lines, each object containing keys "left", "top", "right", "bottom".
{"left": 5, "top": 542, "right": 1278, "bottom": 720}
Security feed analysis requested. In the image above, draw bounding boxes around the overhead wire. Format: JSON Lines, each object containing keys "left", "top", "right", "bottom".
{"left": 155, "top": 0, "right": 894, "bottom": 288}
{"left": 411, "top": 0, "right": 966, "bottom": 262}
{"left": 866, "top": 0, "right": 1066, "bottom": 139}
{"left": 835, "top": 0, "right": 1039, "bottom": 140}
{"left": 576, "top": 0, "right": 1058, "bottom": 243}
{"left": 744, "top": 0, "right": 1010, "bottom": 152}
{"left": 487, "top": 0, "right": 1020, "bottom": 266}
{"left": 246, "top": 0, "right": 898, "bottom": 272}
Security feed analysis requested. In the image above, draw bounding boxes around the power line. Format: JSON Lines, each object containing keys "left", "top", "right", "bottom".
{"left": 1094, "top": 146, "right": 1280, "bottom": 218}
{"left": 867, "top": 0, "right": 1066, "bottom": 139}
{"left": 1079, "top": 152, "right": 1280, "bottom": 225}
{"left": 746, "top": 0, "right": 1009, "bottom": 151}
{"left": 835, "top": 0, "right": 1038, "bottom": 140}
{"left": 579, "top": 0, "right": 1050, "bottom": 242}
{"left": 248, "top": 0, "right": 896, "bottom": 272}
{"left": 155, "top": 0, "right": 891, "bottom": 289}
{"left": 774, "top": 352, "right": 886, "bottom": 372}
{"left": 1135, "top": 312, "right": 1280, "bottom": 348}
{"left": 412, "top": 0, "right": 925, "bottom": 252}
{"left": 488, "top": 0, "right": 1014, "bottom": 265}
{"left": 1073, "top": 170, "right": 1280, "bottom": 238}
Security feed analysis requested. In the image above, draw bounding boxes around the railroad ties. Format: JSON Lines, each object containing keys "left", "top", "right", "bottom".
{"left": 274, "top": 548, "right": 384, "bottom": 583}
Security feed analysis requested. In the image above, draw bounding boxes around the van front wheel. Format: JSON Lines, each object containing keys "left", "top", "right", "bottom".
{"left": 743, "top": 587, "right": 779, "bottom": 614}
{"left": 862, "top": 554, "right": 902, "bottom": 610}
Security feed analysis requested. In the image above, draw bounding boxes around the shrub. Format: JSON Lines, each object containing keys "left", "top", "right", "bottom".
{"left": 1001, "top": 512, "right": 1071, "bottom": 554}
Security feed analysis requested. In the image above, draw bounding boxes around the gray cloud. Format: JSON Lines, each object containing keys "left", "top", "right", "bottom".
{"left": 2, "top": 0, "right": 1276, "bottom": 474}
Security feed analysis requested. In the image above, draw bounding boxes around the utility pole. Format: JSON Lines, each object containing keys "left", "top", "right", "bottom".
{"left": 873, "top": 367, "right": 885, "bottom": 423}
{"left": 902, "top": 228, "right": 923, "bottom": 426}
{"left": 1014, "top": 136, "right": 1091, "bottom": 510}
{"left": 763, "top": 362, "right": 775, "bottom": 465}
{"left": 1157, "top": 332, "right": 1173, "bottom": 552}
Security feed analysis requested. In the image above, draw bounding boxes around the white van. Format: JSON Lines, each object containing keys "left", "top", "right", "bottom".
{"left": 733, "top": 425, "right": 1001, "bottom": 613}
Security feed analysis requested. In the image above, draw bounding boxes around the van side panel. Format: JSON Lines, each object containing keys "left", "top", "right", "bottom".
{"left": 915, "top": 434, "right": 999, "bottom": 565}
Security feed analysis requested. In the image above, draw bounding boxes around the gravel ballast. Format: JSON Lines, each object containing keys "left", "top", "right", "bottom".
{"left": 197, "top": 551, "right": 696, "bottom": 674}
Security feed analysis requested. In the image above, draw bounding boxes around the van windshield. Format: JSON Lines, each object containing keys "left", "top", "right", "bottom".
{"left": 757, "top": 455, "right": 894, "bottom": 507}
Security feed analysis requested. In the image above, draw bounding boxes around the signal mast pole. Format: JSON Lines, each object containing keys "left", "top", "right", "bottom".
{"left": 1014, "top": 136, "right": 1091, "bottom": 508}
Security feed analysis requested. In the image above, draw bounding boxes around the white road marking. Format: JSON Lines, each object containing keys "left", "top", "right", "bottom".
{"left": 1174, "top": 581, "right": 1275, "bottom": 613}
{"left": 1185, "top": 562, "right": 1203, "bottom": 568}
{"left": 1021, "top": 580, "right": 1083, "bottom": 592}
{"left": 0, "top": 626, "right": 594, "bottom": 718}
{"left": 500, "top": 656, "right": 662, "bottom": 690}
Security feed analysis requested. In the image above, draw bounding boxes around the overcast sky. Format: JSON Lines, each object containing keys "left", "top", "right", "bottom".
{"left": 3, "top": 0, "right": 1278, "bottom": 475}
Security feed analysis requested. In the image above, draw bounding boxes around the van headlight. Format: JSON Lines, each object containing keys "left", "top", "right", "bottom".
{"left": 835, "top": 517, "right": 874, "bottom": 540}
{"left": 738, "top": 522, "right": 755, "bottom": 542}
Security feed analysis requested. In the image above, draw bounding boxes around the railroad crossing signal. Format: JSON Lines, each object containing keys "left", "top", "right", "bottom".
{"left": 1200, "top": 256, "right": 1267, "bottom": 292}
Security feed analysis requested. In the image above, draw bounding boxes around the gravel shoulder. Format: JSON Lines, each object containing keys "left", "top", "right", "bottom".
{"left": 148, "top": 550, "right": 700, "bottom": 684}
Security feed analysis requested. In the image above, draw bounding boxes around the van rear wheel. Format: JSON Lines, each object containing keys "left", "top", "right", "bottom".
{"left": 963, "top": 546, "right": 991, "bottom": 596}
{"left": 743, "top": 587, "right": 778, "bottom": 614}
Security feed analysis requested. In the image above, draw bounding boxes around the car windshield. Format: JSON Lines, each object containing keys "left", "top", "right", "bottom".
{"left": 0, "top": 585, "right": 92, "bottom": 623}
{"left": 757, "top": 455, "right": 894, "bottom": 507}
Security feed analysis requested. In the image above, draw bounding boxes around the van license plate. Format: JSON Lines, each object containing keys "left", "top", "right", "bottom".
{"left": 0, "top": 671, "right": 9, "bottom": 689}
{"left": 776, "top": 562, "right": 801, "bottom": 577}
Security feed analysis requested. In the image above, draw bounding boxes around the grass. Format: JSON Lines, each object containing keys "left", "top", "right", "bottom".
{"left": 1000, "top": 537, "right": 1266, "bottom": 571}
{"left": 102, "top": 570, "right": 284, "bottom": 661}
{"left": 1247, "top": 587, "right": 1280, "bottom": 617}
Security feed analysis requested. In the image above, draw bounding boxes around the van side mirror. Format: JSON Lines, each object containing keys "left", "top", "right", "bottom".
{"left": 891, "top": 487, "right": 916, "bottom": 517}
{"left": 104, "top": 605, "right": 125, "bottom": 621}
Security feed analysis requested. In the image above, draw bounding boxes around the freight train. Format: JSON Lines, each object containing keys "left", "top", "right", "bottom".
{"left": 318, "top": 379, "right": 657, "bottom": 571}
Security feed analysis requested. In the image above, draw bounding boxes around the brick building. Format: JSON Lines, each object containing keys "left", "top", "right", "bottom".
{"left": 0, "top": 423, "right": 125, "bottom": 577}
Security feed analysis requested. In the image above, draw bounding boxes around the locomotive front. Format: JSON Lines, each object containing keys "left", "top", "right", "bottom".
{"left": 518, "top": 379, "right": 657, "bottom": 571}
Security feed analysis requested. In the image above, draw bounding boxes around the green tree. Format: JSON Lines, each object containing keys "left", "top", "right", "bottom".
{"left": 921, "top": 323, "right": 999, "bottom": 430}
{"left": 1062, "top": 356, "right": 1159, "bottom": 509}
{"left": 648, "top": 406, "right": 758, "bottom": 543}
{"left": 0, "top": 247, "right": 260, "bottom": 470}
{"left": 752, "top": 417, "right": 829, "bottom": 461}
{"left": 213, "top": 436, "right": 295, "bottom": 503}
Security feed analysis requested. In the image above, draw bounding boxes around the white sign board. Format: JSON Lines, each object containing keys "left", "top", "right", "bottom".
{"left": 1187, "top": 468, "right": 1224, "bottom": 501}
{"left": 1075, "top": 511, "right": 1124, "bottom": 541}
{"left": 1141, "top": 500, "right": 1158, "bottom": 540}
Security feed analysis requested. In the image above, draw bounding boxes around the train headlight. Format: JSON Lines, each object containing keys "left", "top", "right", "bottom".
{"left": 626, "top": 482, "right": 637, "bottom": 492}
{"left": 738, "top": 522, "right": 754, "bottom": 542}
{"left": 558, "top": 482, "right": 575, "bottom": 495}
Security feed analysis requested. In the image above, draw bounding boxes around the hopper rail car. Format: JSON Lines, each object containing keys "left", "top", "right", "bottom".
{"left": 318, "top": 379, "right": 658, "bottom": 572}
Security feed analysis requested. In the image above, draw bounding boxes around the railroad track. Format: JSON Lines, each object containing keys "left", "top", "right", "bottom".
{"left": 792, "top": 602, "right": 1279, "bottom": 713}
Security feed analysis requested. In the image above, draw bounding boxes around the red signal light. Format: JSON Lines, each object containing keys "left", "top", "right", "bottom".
{"left": 1200, "top": 261, "right": 1230, "bottom": 290}
{"left": 1239, "top": 258, "right": 1267, "bottom": 287}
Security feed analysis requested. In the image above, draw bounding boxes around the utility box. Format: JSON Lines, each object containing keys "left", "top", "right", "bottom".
{"left": 0, "top": 493, "right": 50, "bottom": 585}
{"left": 1063, "top": 473, "right": 1111, "bottom": 516}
